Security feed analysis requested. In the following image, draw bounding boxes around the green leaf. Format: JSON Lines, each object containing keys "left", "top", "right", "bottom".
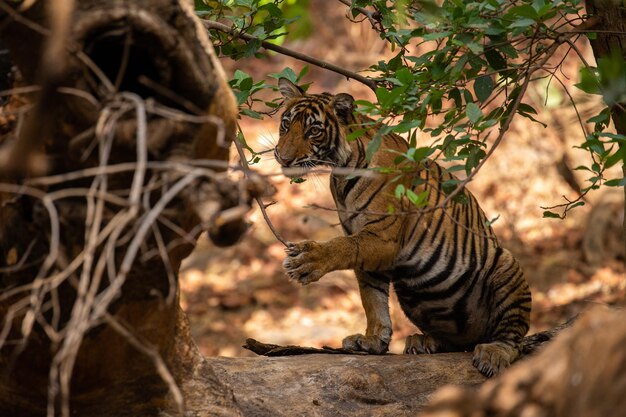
{"left": 463, "top": 89, "right": 474, "bottom": 104}
{"left": 194, "top": 0, "right": 211, "bottom": 11}
{"left": 268, "top": 67, "right": 298, "bottom": 83}
{"left": 517, "top": 103, "right": 538, "bottom": 114}
{"left": 575, "top": 67, "right": 601, "bottom": 95}
{"left": 604, "top": 145, "right": 626, "bottom": 169}
{"left": 395, "top": 184, "right": 406, "bottom": 199}
{"left": 407, "top": 147, "right": 432, "bottom": 162}
{"left": 449, "top": 88, "right": 462, "bottom": 109}
{"left": 395, "top": 67, "right": 413, "bottom": 85}
{"left": 542, "top": 210, "right": 562, "bottom": 219}
{"left": 241, "top": 108, "right": 262, "bottom": 119}
{"left": 466, "top": 102, "right": 483, "bottom": 123}
{"left": 474, "top": 75, "right": 494, "bottom": 102}
{"left": 258, "top": 2, "right": 282, "bottom": 17}
{"left": 484, "top": 48, "right": 507, "bottom": 71}
{"left": 346, "top": 128, "right": 368, "bottom": 141}
{"left": 366, "top": 133, "right": 383, "bottom": 161}
{"left": 405, "top": 189, "right": 429, "bottom": 206}
{"left": 598, "top": 132, "right": 626, "bottom": 142}
{"left": 586, "top": 111, "right": 609, "bottom": 124}
{"left": 509, "top": 18, "right": 536, "bottom": 28}
{"left": 509, "top": 5, "right": 539, "bottom": 20}
{"left": 376, "top": 86, "right": 404, "bottom": 108}
{"left": 423, "top": 30, "right": 453, "bottom": 41}
{"left": 298, "top": 66, "right": 310, "bottom": 81}
{"left": 442, "top": 179, "right": 461, "bottom": 195}
{"left": 604, "top": 177, "right": 626, "bottom": 187}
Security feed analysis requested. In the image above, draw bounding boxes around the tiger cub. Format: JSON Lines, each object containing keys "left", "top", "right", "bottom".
{"left": 274, "top": 78, "right": 531, "bottom": 377}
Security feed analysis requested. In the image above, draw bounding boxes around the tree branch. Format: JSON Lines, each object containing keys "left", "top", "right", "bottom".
{"left": 243, "top": 338, "right": 367, "bottom": 356}
{"left": 232, "top": 130, "right": 288, "bottom": 247}
{"left": 335, "top": 0, "right": 382, "bottom": 32}
{"left": 201, "top": 20, "right": 377, "bottom": 91}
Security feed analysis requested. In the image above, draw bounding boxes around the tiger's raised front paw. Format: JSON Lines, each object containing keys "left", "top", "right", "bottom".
{"left": 472, "top": 342, "right": 519, "bottom": 377}
{"left": 342, "top": 333, "right": 389, "bottom": 354}
{"left": 282, "top": 241, "right": 327, "bottom": 285}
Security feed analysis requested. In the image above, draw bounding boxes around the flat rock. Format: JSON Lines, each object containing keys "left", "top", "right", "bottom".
{"left": 209, "top": 353, "right": 485, "bottom": 416}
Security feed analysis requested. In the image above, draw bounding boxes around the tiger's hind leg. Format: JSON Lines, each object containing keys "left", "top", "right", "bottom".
{"left": 472, "top": 341, "right": 520, "bottom": 377}
{"left": 342, "top": 271, "right": 392, "bottom": 354}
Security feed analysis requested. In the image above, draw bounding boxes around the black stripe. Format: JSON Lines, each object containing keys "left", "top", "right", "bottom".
{"left": 347, "top": 181, "right": 387, "bottom": 221}
{"left": 493, "top": 298, "right": 532, "bottom": 326}
{"left": 491, "top": 317, "right": 529, "bottom": 339}
{"left": 362, "top": 215, "right": 393, "bottom": 228}
{"left": 495, "top": 276, "right": 527, "bottom": 306}
{"left": 397, "top": 215, "right": 435, "bottom": 265}
{"left": 415, "top": 239, "right": 458, "bottom": 290}
{"left": 357, "top": 181, "right": 387, "bottom": 211}
{"left": 396, "top": 265, "right": 472, "bottom": 304}
{"left": 342, "top": 176, "right": 361, "bottom": 200}
{"left": 449, "top": 236, "right": 492, "bottom": 332}
{"left": 355, "top": 138, "right": 367, "bottom": 168}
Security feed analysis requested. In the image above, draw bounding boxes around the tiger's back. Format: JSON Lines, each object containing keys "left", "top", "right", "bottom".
{"left": 275, "top": 78, "right": 531, "bottom": 376}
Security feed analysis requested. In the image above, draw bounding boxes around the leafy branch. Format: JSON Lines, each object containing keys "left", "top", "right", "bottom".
{"left": 195, "top": 0, "right": 626, "bottom": 221}
{"left": 201, "top": 20, "right": 376, "bottom": 91}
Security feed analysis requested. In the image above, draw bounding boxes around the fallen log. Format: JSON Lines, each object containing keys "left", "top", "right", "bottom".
{"left": 210, "top": 351, "right": 486, "bottom": 417}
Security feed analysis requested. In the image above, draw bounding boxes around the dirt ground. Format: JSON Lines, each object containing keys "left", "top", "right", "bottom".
{"left": 180, "top": 1, "right": 625, "bottom": 358}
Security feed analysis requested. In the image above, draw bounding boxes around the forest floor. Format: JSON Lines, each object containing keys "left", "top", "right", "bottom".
{"left": 180, "top": 1, "right": 625, "bottom": 357}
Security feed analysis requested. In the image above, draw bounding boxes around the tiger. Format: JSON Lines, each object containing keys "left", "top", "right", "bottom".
{"left": 273, "top": 78, "right": 531, "bottom": 377}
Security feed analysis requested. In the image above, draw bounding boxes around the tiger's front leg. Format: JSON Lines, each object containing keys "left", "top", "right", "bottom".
{"left": 283, "top": 241, "right": 330, "bottom": 285}
{"left": 283, "top": 234, "right": 397, "bottom": 285}
{"left": 342, "top": 271, "right": 392, "bottom": 354}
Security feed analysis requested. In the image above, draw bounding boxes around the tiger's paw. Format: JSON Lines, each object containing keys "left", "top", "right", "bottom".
{"left": 472, "top": 342, "right": 519, "bottom": 377}
{"left": 283, "top": 241, "right": 327, "bottom": 285}
{"left": 342, "top": 333, "right": 389, "bottom": 354}
{"left": 404, "top": 333, "right": 441, "bottom": 355}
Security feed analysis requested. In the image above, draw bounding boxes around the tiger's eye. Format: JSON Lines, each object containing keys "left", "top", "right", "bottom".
{"left": 309, "top": 126, "right": 321, "bottom": 136}
{"left": 280, "top": 118, "right": 290, "bottom": 132}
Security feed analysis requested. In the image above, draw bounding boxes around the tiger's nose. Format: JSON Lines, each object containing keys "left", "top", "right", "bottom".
{"left": 274, "top": 149, "right": 294, "bottom": 166}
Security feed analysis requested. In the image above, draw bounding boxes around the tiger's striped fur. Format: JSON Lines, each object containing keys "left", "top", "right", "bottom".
{"left": 275, "top": 78, "right": 531, "bottom": 377}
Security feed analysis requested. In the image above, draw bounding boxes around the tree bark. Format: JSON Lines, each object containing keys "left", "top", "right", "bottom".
{"left": 0, "top": 1, "right": 244, "bottom": 415}
{"left": 585, "top": 0, "right": 626, "bottom": 259}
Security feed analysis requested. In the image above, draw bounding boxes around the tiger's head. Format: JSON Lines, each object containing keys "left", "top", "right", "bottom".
{"left": 274, "top": 78, "right": 355, "bottom": 178}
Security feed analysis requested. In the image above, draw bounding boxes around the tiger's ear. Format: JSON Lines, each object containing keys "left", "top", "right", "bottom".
{"left": 332, "top": 93, "right": 355, "bottom": 124}
{"left": 278, "top": 78, "right": 304, "bottom": 100}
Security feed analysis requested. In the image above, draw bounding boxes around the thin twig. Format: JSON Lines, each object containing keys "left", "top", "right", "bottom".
{"left": 233, "top": 131, "right": 288, "bottom": 246}
{"left": 336, "top": 0, "right": 381, "bottom": 32}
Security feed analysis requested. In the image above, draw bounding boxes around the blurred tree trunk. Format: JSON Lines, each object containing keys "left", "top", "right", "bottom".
{"left": 0, "top": 1, "right": 244, "bottom": 415}
{"left": 420, "top": 307, "right": 626, "bottom": 417}
{"left": 585, "top": 0, "right": 626, "bottom": 259}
